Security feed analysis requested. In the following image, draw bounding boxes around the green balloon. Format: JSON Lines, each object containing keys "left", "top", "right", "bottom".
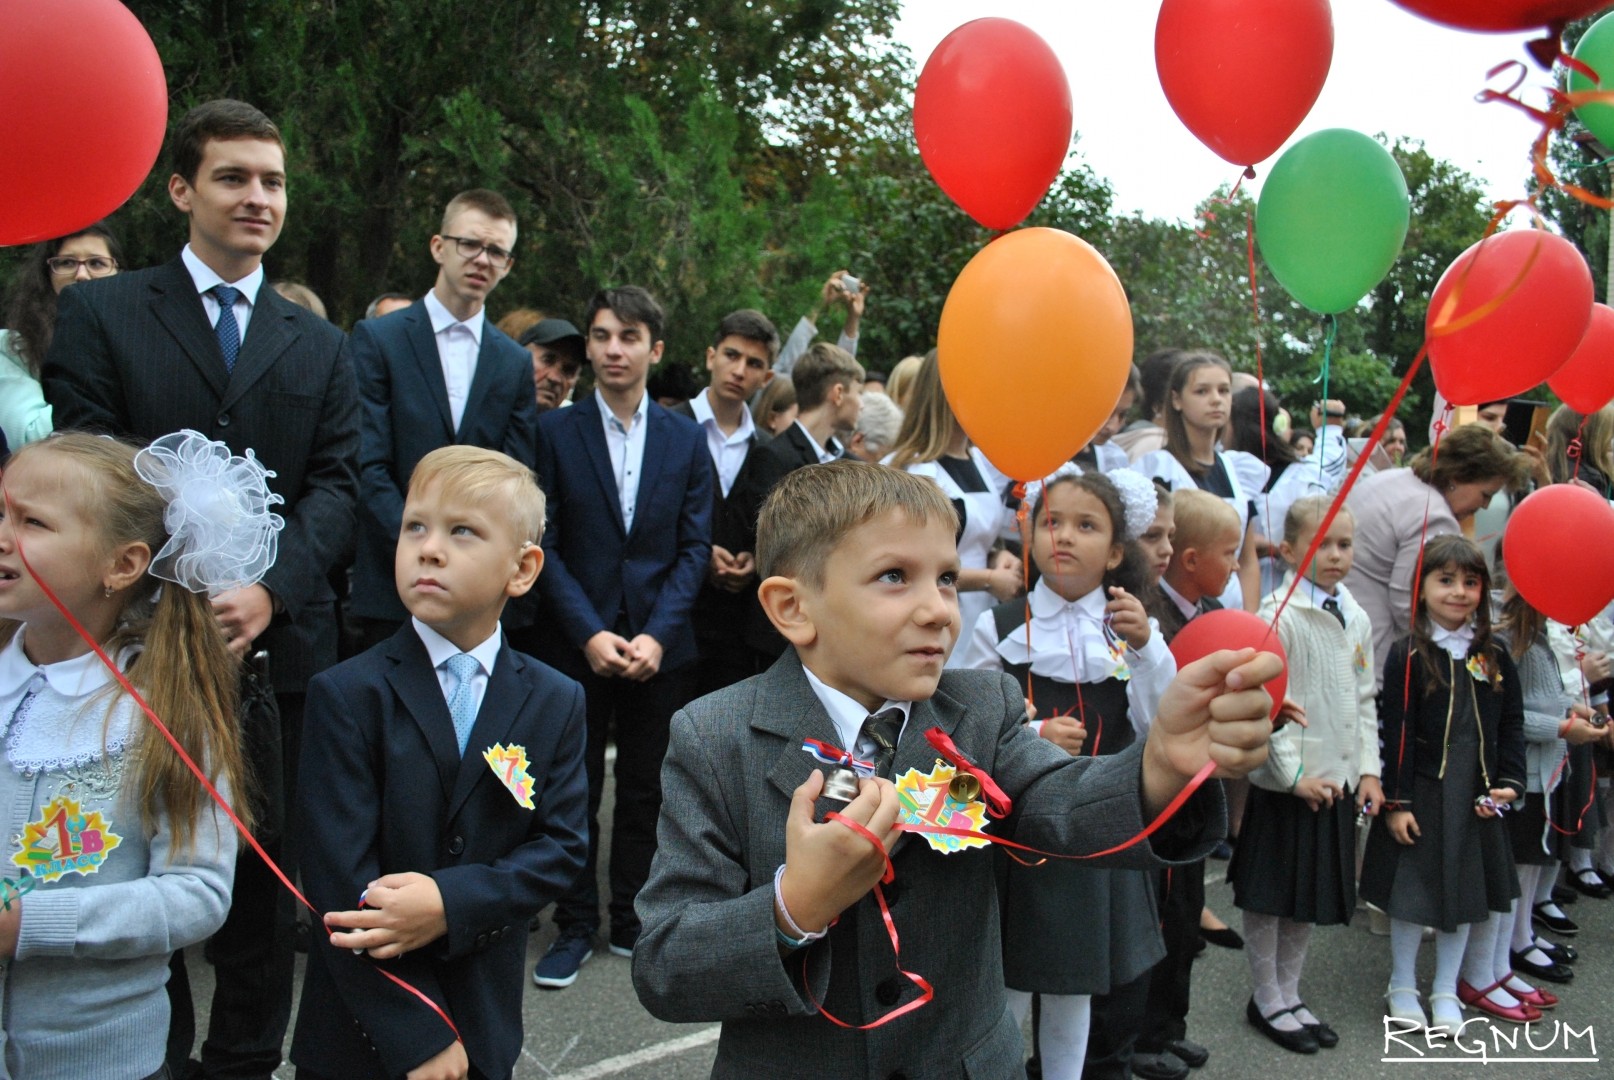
{"left": 1255, "top": 129, "right": 1410, "bottom": 315}
{"left": 1571, "top": 12, "right": 1614, "bottom": 152}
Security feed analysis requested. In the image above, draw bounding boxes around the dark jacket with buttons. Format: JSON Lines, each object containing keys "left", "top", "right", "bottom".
{"left": 290, "top": 623, "right": 588, "bottom": 1080}
{"left": 633, "top": 649, "right": 1224, "bottom": 1079}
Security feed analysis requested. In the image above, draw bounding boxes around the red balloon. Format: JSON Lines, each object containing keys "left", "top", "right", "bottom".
{"left": 0, "top": 0, "right": 167, "bottom": 245}
{"left": 1426, "top": 230, "right": 1593, "bottom": 406}
{"left": 914, "top": 19, "right": 1073, "bottom": 230}
{"left": 1549, "top": 302, "right": 1614, "bottom": 414}
{"left": 1168, "top": 609, "right": 1288, "bottom": 721}
{"left": 1388, "top": 1, "right": 1611, "bottom": 33}
{"left": 1155, "top": 0, "right": 1334, "bottom": 168}
{"left": 1504, "top": 485, "right": 1614, "bottom": 625}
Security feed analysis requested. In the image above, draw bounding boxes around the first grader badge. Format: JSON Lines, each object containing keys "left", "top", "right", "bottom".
{"left": 894, "top": 760, "right": 991, "bottom": 854}
{"left": 14, "top": 795, "right": 122, "bottom": 882}
{"left": 483, "top": 743, "right": 536, "bottom": 809}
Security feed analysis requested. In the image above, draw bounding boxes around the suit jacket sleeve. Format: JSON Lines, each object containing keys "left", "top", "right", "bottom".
{"left": 262, "top": 332, "right": 359, "bottom": 617}
{"left": 643, "top": 425, "right": 714, "bottom": 649}
{"left": 431, "top": 678, "right": 590, "bottom": 959}
{"left": 534, "top": 419, "right": 608, "bottom": 648}
{"left": 352, "top": 320, "right": 406, "bottom": 550}
{"left": 41, "top": 283, "right": 127, "bottom": 434}
{"left": 1378, "top": 639, "right": 1416, "bottom": 807}
{"left": 501, "top": 362, "right": 540, "bottom": 468}
{"left": 297, "top": 672, "right": 457, "bottom": 1077}
{"left": 632, "top": 709, "right": 832, "bottom": 1022}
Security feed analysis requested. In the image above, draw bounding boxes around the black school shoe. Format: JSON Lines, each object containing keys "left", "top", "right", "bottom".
{"left": 1293, "top": 1004, "right": 1339, "bottom": 1048}
{"left": 1131, "top": 1050, "right": 1190, "bottom": 1080}
{"left": 1246, "top": 998, "right": 1319, "bottom": 1054}
{"left": 1165, "top": 1038, "right": 1209, "bottom": 1068}
{"left": 1533, "top": 903, "right": 1580, "bottom": 936}
{"left": 1569, "top": 869, "right": 1613, "bottom": 899}
{"left": 1512, "top": 947, "right": 1576, "bottom": 983}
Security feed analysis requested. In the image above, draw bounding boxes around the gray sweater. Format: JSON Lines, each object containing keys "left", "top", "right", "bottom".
{"left": 0, "top": 634, "right": 235, "bottom": 1080}
{"left": 1496, "top": 629, "right": 1574, "bottom": 797}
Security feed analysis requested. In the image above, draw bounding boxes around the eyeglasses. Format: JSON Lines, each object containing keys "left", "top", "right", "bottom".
{"left": 47, "top": 256, "right": 119, "bottom": 277}
{"left": 440, "top": 235, "right": 514, "bottom": 269}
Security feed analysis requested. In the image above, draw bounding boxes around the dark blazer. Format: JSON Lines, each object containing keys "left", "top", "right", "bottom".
{"left": 722, "top": 422, "right": 831, "bottom": 656}
{"left": 1151, "top": 592, "right": 1223, "bottom": 647}
{"left": 671, "top": 398, "right": 756, "bottom": 637}
{"left": 533, "top": 392, "right": 713, "bottom": 672}
{"left": 349, "top": 301, "right": 539, "bottom": 622}
{"left": 290, "top": 625, "right": 588, "bottom": 1080}
{"left": 1377, "top": 638, "right": 1528, "bottom": 808}
{"left": 633, "top": 650, "right": 1222, "bottom": 1079}
{"left": 42, "top": 257, "right": 357, "bottom": 691}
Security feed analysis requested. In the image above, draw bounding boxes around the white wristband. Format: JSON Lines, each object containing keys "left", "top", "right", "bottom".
{"left": 773, "top": 864, "right": 827, "bottom": 947}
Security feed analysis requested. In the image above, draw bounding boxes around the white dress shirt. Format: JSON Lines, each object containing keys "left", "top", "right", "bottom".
{"left": 1158, "top": 578, "right": 1200, "bottom": 623}
{"left": 181, "top": 244, "right": 262, "bottom": 340}
{"left": 961, "top": 580, "right": 1175, "bottom": 738}
{"left": 689, "top": 387, "right": 754, "bottom": 498}
{"left": 412, "top": 617, "right": 501, "bottom": 724}
{"left": 1431, "top": 621, "right": 1475, "bottom": 662}
{"left": 597, "top": 388, "right": 650, "bottom": 531}
{"left": 802, "top": 665, "right": 913, "bottom": 767}
{"left": 794, "top": 420, "right": 841, "bottom": 464}
{"left": 423, "top": 290, "right": 484, "bottom": 433}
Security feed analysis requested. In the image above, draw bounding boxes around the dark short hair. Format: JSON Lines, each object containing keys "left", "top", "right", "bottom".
{"left": 586, "top": 286, "right": 664, "bottom": 343}
{"left": 172, "top": 100, "right": 283, "bottom": 186}
{"left": 712, "top": 308, "right": 780, "bottom": 361}
{"left": 1409, "top": 423, "right": 1530, "bottom": 492}
{"left": 1138, "top": 349, "right": 1185, "bottom": 420}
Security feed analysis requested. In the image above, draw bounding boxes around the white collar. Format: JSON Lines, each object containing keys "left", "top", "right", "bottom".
{"left": 997, "top": 581, "right": 1132, "bottom": 683}
{"left": 690, "top": 387, "right": 754, "bottom": 443}
{"left": 0, "top": 628, "right": 121, "bottom": 699}
{"left": 801, "top": 664, "right": 912, "bottom": 753}
{"left": 181, "top": 244, "right": 264, "bottom": 306}
{"left": 1430, "top": 621, "right": 1475, "bottom": 661}
{"left": 1158, "top": 578, "right": 1198, "bottom": 621}
{"left": 595, "top": 387, "right": 649, "bottom": 429}
{"left": 793, "top": 419, "right": 840, "bottom": 463}
{"left": 423, "top": 289, "right": 485, "bottom": 343}
{"left": 1299, "top": 577, "right": 1340, "bottom": 609}
{"left": 411, "top": 617, "right": 502, "bottom": 677}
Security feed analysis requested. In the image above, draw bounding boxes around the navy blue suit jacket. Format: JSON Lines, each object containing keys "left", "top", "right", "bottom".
{"left": 533, "top": 393, "right": 713, "bottom": 673}
{"left": 350, "top": 300, "right": 539, "bottom": 621}
{"left": 291, "top": 624, "right": 588, "bottom": 1080}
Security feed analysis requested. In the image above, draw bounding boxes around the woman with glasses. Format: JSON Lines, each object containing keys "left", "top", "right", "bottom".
{"left": 0, "top": 222, "right": 123, "bottom": 447}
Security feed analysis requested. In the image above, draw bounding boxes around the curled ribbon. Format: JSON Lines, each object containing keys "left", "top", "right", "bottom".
{"left": 1477, "top": 57, "right": 1614, "bottom": 215}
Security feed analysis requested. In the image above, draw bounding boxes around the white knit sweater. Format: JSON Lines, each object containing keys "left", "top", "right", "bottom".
{"left": 1252, "top": 575, "right": 1380, "bottom": 792}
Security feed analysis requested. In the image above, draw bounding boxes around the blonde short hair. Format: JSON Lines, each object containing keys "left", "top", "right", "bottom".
{"left": 1170, "top": 488, "right": 1240, "bottom": 553}
{"left": 408, "top": 445, "right": 545, "bottom": 543}
{"left": 758, "top": 460, "right": 955, "bottom": 586}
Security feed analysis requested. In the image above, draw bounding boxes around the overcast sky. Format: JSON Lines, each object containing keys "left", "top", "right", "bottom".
{"left": 892, "top": 3, "right": 1551, "bottom": 222}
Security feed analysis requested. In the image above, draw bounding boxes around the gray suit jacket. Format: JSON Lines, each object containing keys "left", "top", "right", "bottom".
{"left": 633, "top": 651, "right": 1224, "bottom": 1079}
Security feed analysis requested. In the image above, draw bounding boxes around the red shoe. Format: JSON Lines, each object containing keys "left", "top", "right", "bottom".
{"left": 1507, "top": 976, "right": 1558, "bottom": 1010}
{"left": 1458, "top": 980, "right": 1543, "bottom": 1023}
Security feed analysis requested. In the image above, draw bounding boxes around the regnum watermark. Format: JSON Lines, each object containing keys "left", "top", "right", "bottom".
{"left": 1384, "top": 1016, "right": 1599, "bottom": 1065}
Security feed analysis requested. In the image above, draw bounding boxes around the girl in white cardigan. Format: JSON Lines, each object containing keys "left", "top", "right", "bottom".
{"left": 1231, "top": 496, "right": 1382, "bottom": 1053}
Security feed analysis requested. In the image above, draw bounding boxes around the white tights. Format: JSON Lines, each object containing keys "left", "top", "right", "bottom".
{"left": 1390, "top": 918, "right": 1468, "bottom": 1026}
{"left": 1243, "top": 911, "right": 1314, "bottom": 1030}
{"left": 1007, "top": 990, "right": 1091, "bottom": 1080}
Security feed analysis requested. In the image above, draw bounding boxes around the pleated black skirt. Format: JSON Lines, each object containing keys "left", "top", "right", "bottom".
{"left": 1229, "top": 783, "right": 1357, "bottom": 925}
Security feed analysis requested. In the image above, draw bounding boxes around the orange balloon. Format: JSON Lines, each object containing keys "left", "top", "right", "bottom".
{"left": 937, "top": 228, "right": 1133, "bottom": 480}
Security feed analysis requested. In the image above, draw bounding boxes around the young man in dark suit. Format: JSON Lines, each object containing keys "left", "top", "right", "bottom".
{"left": 292, "top": 446, "right": 587, "bottom": 1080}
{"left": 724, "top": 340, "right": 863, "bottom": 663}
{"left": 42, "top": 99, "right": 358, "bottom": 1080}
{"left": 530, "top": 286, "right": 712, "bottom": 987}
{"left": 348, "top": 189, "right": 539, "bottom": 649}
{"left": 672, "top": 308, "right": 779, "bottom": 696}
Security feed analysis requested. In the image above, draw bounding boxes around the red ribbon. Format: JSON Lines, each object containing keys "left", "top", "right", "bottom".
{"left": 1477, "top": 58, "right": 1614, "bottom": 215}
{"left": 801, "top": 879, "right": 935, "bottom": 1031}
{"left": 923, "top": 728, "right": 1012, "bottom": 818}
{"left": 1, "top": 487, "right": 463, "bottom": 1044}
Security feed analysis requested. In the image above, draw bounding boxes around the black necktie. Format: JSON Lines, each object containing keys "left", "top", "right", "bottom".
{"left": 1322, "top": 596, "right": 1346, "bottom": 629}
{"left": 860, "top": 708, "right": 904, "bottom": 779}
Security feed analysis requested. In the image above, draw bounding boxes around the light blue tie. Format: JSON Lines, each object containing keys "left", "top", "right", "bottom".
{"left": 444, "top": 653, "right": 481, "bottom": 755}
{"left": 211, "top": 284, "right": 241, "bottom": 372}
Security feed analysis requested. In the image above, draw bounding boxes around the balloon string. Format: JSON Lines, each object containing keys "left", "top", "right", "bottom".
{"left": 1314, "top": 315, "right": 1337, "bottom": 490}
{"left": 0, "top": 486, "right": 464, "bottom": 1044}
